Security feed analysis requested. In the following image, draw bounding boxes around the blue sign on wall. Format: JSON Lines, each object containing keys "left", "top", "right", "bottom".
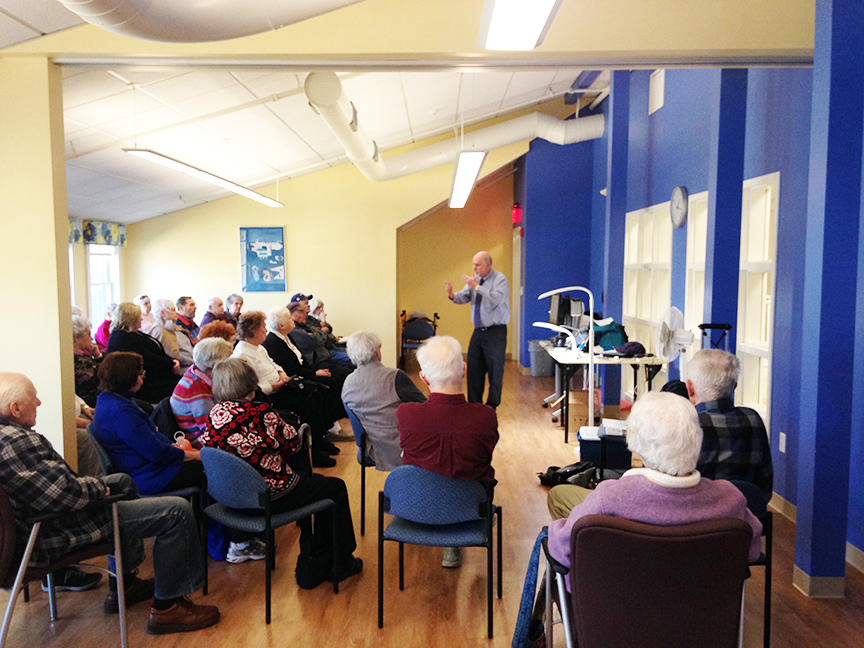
{"left": 240, "top": 227, "right": 286, "bottom": 292}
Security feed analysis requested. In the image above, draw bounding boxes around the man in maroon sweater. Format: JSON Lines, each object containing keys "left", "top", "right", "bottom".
{"left": 396, "top": 335, "right": 499, "bottom": 567}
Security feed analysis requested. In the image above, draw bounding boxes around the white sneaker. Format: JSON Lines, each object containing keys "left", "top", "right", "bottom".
{"left": 442, "top": 546, "right": 462, "bottom": 568}
{"left": 327, "top": 421, "right": 355, "bottom": 442}
{"left": 227, "top": 539, "right": 266, "bottom": 564}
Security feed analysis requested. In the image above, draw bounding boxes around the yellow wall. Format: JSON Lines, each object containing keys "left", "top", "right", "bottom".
{"left": 397, "top": 169, "right": 515, "bottom": 357}
{"left": 124, "top": 141, "right": 529, "bottom": 366}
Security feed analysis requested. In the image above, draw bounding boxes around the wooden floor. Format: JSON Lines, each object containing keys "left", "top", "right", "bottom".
{"left": 3, "top": 362, "right": 864, "bottom": 647}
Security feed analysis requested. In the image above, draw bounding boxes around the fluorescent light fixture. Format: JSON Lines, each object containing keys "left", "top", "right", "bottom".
{"left": 123, "top": 148, "right": 283, "bottom": 208}
{"left": 478, "top": 0, "right": 563, "bottom": 51}
{"left": 449, "top": 151, "right": 487, "bottom": 209}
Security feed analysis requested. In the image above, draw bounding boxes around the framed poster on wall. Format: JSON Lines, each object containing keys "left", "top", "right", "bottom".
{"left": 240, "top": 227, "right": 286, "bottom": 292}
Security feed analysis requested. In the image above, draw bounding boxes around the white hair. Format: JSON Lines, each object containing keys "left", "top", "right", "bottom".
{"left": 416, "top": 336, "right": 462, "bottom": 388}
{"left": 346, "top": 331, "right": 381, "bottom": 365}
{"left": 71, "top": 315, "right": 92, "bottom": 339}
{"left": 70, "top": 305, "right": 83, "bottom": 316}
{"left": 625, "top": 391, "right": 703, "bottom": 476}
{"left": 266, "top": 306, "right": 293, "bottom": 331}
{"left": 687, "top": 349, "right": 739, "bottom": 402}
{"left": 208, "top": 296, "right": 222, "bottom": 307}
{"left": 0, "top": 373, "right": 30, "bottom": 418}
{"left": 192, "top": 338, "right": 233, "bottom": 372}
{"left": 133, "top": 294, "right": 150, "bottom": 306}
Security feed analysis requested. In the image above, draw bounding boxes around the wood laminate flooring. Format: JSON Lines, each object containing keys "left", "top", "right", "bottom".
{"left": 2, "top": 362, "right": 863, "bottom": 646}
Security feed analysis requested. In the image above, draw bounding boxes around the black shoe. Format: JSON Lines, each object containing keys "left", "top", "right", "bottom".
{"left": 295, "top": 553, "right": 329, "bottom": 590}
{"left": 329, "top": 557, "right": 363, "bottom": 583}
{"left": 104, "top": 574, "right": 155, "bottom": 614}
{"left": 42, "top": 567, "right": 102, "bottom": 592}
{"left": 312, "top": 453, "right": 336, "bottom": 468}
{"left": 322, "top": 439, "right": 341, "bottom": 456}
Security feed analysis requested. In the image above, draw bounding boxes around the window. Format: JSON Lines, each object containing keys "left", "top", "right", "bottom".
{"left": 68, "top": 244, "right": 76, "bottom": 307}
{"left": 681, "top": 191, "right": 709, "bottom": 378}
{"left": 87, "top": 244, "right": 120, "bottom": 326}
{"left": 736, "top": 172, "right": 779, "bottom": 428}
{"left": 623, "top": 203, "right": 673, "bottom": 398}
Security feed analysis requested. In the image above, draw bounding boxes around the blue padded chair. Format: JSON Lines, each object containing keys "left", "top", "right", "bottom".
{"left": 730, "top": 480, "right": 773, "bottom": 648}
{"left": 377, "top": 465, "right": 502, "bottom": 638}
{"left": 200, "top": 446, "right": 339, "bottom": 624}
{"left": 86, "top": 425, "right": 208, "bottom": 595}
{"left": 342, "top": 402, "right": 374, "bottom": 536}
{"left": 399, "top": 317, "right": 435, "bottom": 370}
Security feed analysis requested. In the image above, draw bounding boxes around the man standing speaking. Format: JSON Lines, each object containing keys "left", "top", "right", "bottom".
{"left": 445, "top": 251, "right": 510, "bottom": 409}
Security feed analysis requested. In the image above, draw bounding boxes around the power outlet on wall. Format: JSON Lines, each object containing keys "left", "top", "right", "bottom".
{"left": 779, "top": 432, "right": 787, "bottom": 454}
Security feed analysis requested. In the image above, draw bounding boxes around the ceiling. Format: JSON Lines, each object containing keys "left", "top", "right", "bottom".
{"left": 0, "top": 1, "right": 604, "bottom": 224}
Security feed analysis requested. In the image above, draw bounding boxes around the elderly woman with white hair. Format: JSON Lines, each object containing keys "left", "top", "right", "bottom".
{"left": 547, "top": 391, "right": 763, "bottom": 574}
{"left": 72, "top": 315, "right": 103, "bottom": 407}
{"left": 149, "top": 298, "right": 194, "bottom": 375}
{"left": 170, "top": 338, "right": 234, "bottom": 449}
{"left": 134, "top": 294, "right": 157, "bottom": 335}
{"left": 341, "top": 330, "right": 426, "bottom": 471}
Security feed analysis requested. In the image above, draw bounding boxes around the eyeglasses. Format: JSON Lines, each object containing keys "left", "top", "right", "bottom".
{"left": 139, "top": 370, "right": 147, "bottom": 378}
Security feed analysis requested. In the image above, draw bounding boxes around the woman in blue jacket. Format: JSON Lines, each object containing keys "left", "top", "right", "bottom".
{"left": 92, "top": 352, "right": 203, "bottom": 494}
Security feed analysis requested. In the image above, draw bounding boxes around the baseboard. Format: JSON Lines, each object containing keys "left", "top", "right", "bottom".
{"left": 846, "top": 542, "right": 864, "bottom": 574}
{"left": 792, "top": 565, "right": 845, "bottom": 598}
{"left": 768, "top": 492, "right": 797, "bottom": 522}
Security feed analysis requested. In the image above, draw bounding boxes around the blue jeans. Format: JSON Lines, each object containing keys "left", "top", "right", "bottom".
{"left": 105, "top": 474, "right": 205, "bottom": 600}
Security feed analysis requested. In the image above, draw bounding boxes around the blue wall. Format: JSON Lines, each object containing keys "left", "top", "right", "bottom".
{"left": 519, "top": 137, "right": 594, "bottom": 364}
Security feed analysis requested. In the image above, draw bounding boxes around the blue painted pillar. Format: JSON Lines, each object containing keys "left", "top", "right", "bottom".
{"left": 703, "top": 69, "right": 747, "bottom": 353}
{"left": 794, "top": 0, "right": 863, "bottom": 596}
{"left": 602, "top": 71, "right": 629, "bottom": 406}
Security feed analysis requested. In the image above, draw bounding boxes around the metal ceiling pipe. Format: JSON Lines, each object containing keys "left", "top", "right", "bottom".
{"left": 56, "top": 0, "right": 366, "bottom": 43}
{"left": 304, "top": 71, "right": 605, "bottom": 182}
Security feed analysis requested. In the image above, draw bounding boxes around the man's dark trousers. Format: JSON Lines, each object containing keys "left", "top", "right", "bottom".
{"left": 467, "top": 325, "right": 506, "bottom": 409}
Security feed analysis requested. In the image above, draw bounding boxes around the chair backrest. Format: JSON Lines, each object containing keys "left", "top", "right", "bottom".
{"left": 87, "top": 424, "right": 116, "bottom": 475}
{"left": 0, "top": 486, "right": 19, "bottom": 589}
{"left": 200, "top": 446, "right": 269, "bottom": 510}
{"left": 151, "top": 396, "right": 181, "bottom": 440}
{"left": 567, "top": 514, "right": 752, "bottom": 648}
{"left": 383, "top": 465, "right": 488, "bottom": 525}
{"left": 402, "top": 319, "right": 435, "bottom": 342}
{"left": 342, "top": 402, "right": 366, "bottom": 451}
{"left": 729, "top": 479, "right": 768, "bottom": 525}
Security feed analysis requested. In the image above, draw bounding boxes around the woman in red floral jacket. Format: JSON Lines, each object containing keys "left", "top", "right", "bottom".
{"left": 203, "top": 358, "right": 362, "bottom": 589}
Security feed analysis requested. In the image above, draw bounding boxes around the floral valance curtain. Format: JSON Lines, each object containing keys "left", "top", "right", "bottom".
{"left": 69, "top": 219, "right": 127, "bottom": 247}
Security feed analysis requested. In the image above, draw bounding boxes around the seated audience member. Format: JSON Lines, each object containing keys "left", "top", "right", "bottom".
{"left": 175, "top": 296, "right": 199, "bottom": 342}
{"left": 200, "top": 296, "right": 229, "bottom": 328}
{"left": 134, "top": 294, "right": 157, "bottom": 335}
{"left": 225, "top": 294, "right": 243, "bottom": 328}
{"left": 199, "top": 320, "right": 237, "bottom": 344}
{"left": 232, "top": 311, "right": 338, "bottom": 467}
{"left": 288, "top": 298, "right": 354, "bottom": 384}
{"left": 548, "top": 391, "right": 763, "bottom": 577}
{"left": 396, "top": 335, "right": 498, "bottom": 568}
{"left": 0, "top": 372, "right": 219, "bottom": 634}
{"left": 149, "top": 298, "right": 194, "bottom": 374}
{"left": 107, "top": 302, "right": 181, "bottom": 402}
{"left": 72, "top": 315, "right": 103, "bottom": 407}
{"left": 342, "top": 331, "right": 427, "bottom": 471}
{"left": 687, "top": 349, "right": 774, "bottom": 502}
{"left": 94, "top": 303, "right": 116, "bottom": 352}
{"left": 262, "top": 307, "right": 348, "bottom": 433}
{"left": 309, "top": 298, "right": 352, "bottom": 365}
{"left": 204, "top": 359, "right": 363, "bottom": 588}
{"left": 73, "top": 393, "right": 103, "bottom": 478}
{"left": 170, "top": 338, "right": 233, "bottom": 449}
{"left": 92, "top": 352, "right": 204, "bottom": 495}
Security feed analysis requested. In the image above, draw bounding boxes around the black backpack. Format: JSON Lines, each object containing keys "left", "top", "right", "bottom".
{"left": 538, "top": 461, "right": 595, "bottom": 488}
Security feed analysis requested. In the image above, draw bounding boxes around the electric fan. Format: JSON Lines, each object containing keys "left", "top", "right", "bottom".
{"left": 655, "top": 307, "right": 694, "bottom": 363}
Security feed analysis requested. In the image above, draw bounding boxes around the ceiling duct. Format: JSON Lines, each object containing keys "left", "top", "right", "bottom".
{"left": 304, "top": 72, "right": 605, "bottom": 182}
{"left": 56, "top": 0, "right": 366, "bottom": 43}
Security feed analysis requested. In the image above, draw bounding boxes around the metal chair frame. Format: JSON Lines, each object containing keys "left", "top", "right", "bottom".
{"left": 342, "top": 402, "right": 374, "bottom": 536}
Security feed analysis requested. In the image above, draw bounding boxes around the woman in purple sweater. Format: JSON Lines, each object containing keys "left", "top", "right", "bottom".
{"left": 548, "top": 391, "right": 763, "bottom": 574}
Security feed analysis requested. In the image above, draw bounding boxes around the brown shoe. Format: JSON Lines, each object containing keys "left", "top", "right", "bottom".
{"left": 146, "top": 597, "right": 220, "bottom": 635}
{"left": 103, "top": 575, "right": 155, "bottom": 614}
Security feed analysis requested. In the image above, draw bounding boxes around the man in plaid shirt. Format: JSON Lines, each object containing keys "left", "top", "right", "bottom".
{"left": 685, "top": 350, "right": 774, "bottom": 502}
{"left": 0, "top": 372, "right": 220, "bottom": 635}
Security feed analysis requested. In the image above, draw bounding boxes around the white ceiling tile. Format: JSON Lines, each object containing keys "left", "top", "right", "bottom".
{"left": 171, "top": 85, "right": 258, "bottom": 119}
{"left": 1, "top": 0, "right": 82, "bottom": 33}
{"left": 63, "top": 70, "right": 130, "bottom": 109}
{"left": 145, "top": 71, "right": 241, "bottom": 105}
{"left": 0, "top": 12, "right": 39, "bottom": 48}
{"left": 64, "top": 89, "right": 164, "bottom": 127}
{"left": 235, "top": 71, "right": 301, "bottom": 99}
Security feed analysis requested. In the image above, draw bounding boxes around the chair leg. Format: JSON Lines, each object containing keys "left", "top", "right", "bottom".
{"left": 360, "top": 446, "right": 366, "bottom": 537}
{"left": 21, "top": 586, "right": 28, "bottom": 604}
{"left": 198, "top": 492, "right": 208, "bottom": 596}
{"left": 398, "top": 543, "right": 404, "bottom": 591}
{"left": 1, "top": 523, "right": 41, "bottom": 646}
{"left": 555, "top": 572, "right": 575, "bottom": 647}
{"left": 764, "top": 517, "right": 772, "bottom": 648}
{"left": 545, "top": 563, "right": 553, "bottom": 648}
{"left": 378, "top": 492, "right": 384, "bottom": 630}
{"left": 46, "top": 572, "right": 58, "bottom": 621}
{"left": 487, "top": 542, "right": 493, "bottom": 639}
{"left": 112, "top": 502, "right": 128, "bottom": 648}
{"left": 497, "top": 506, "right": 503, "bottom": 599}
{"left": 739, "top": 584, "right": 746, "bottom": 648}
{"left": 265, "top": 501, "right": 272, "bottom": 625}
{"left": 332, "top": 505, "right": 339, "bottom": 595}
